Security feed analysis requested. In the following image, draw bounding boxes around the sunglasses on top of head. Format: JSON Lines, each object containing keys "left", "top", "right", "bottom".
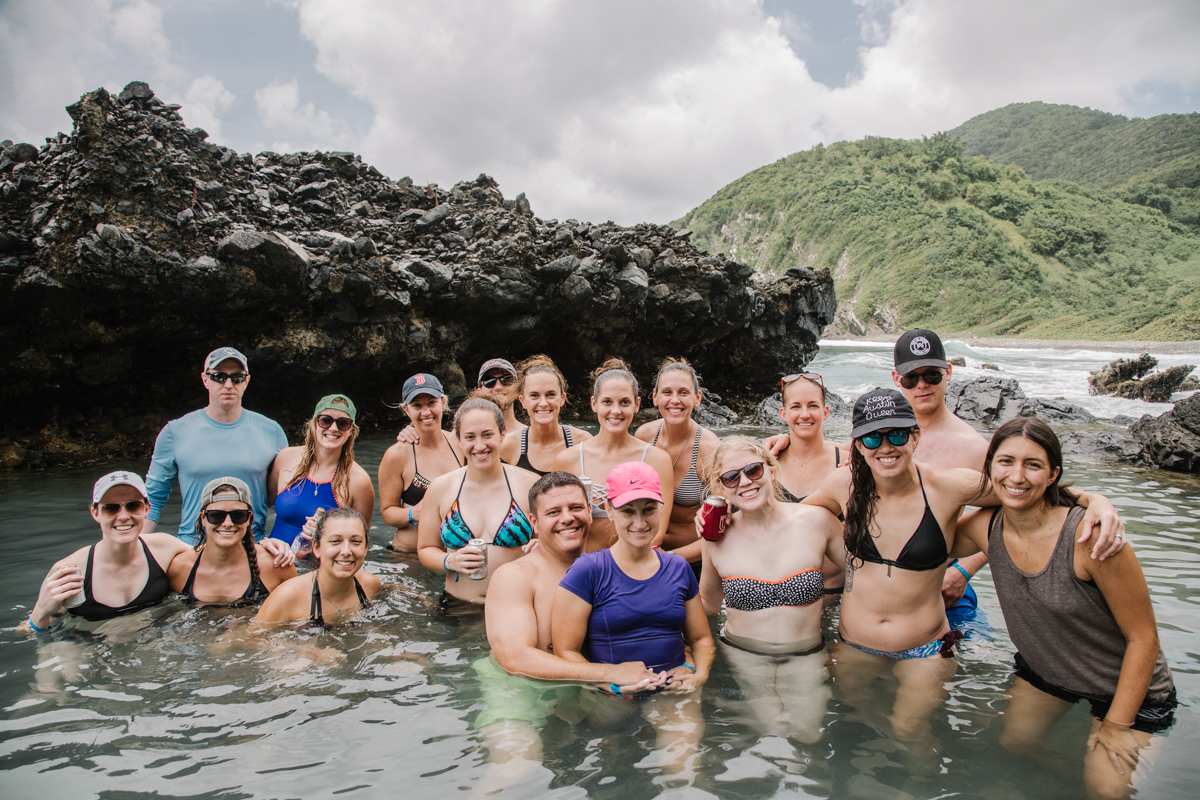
{"left": 718, "top": 461, "right": 766, "bottom": 488}
{"left": 781, "top": 372, "right": 823, "bottom": 391}
{"left": 898, "top": 369, "right": 944, "bottom": 389}
{"left": 97, "top": 500, "right": 147, "bottom": 517}
{"left": 204, "top": 509, "right": 252, "bottom": 526}
{"left": 859, "top": 429, "right": 913, "bottom": 449}
{"left": 480, "top": 375, "right": 515, "bottom": 389}
{"left": 206, "top": 371, "right": 249, "bottom": 384}
{"left": 316, "top": 414, "right": 353, "bottom": 431}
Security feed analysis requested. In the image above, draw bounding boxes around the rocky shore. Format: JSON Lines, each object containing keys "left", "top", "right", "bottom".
{"left": 0, "top": 82, "right": 835, "bottom": 467}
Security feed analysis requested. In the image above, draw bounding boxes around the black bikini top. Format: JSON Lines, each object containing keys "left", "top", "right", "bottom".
{"left": 516, "top": 425, "right": 573, "bottom": 477}
{"left": 401, "top": 432, "right": 462, "bottom": 506}
{"left": 778, "top": 447, "right": 840, "bottom": 503}
{"left": 847, "top": 468, "right": 948, "bottom": 573}
{"left": 181, "top": 546, "right": 269, "bottom": 606}
{"left": 309, "top": 574, "right": 370, "bottom": 626}
{"left": 68, "top": 538, "right": 171, "bottom": 622}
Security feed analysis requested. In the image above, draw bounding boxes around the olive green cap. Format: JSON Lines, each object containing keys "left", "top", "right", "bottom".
{"left": 313, "top": 393, "right": 357, "bottom": 422}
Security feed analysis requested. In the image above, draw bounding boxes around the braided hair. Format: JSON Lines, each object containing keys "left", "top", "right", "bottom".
{"left": 194, "top": 485, "right": 261, "bottom": 598}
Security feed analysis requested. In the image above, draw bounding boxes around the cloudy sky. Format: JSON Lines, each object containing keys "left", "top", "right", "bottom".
{"left": 2, "top": 0, "right": 1198, "bottom": 224}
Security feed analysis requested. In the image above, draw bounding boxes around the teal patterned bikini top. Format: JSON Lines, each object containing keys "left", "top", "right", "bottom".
{"left": 439, "top": 467, "right": 533, "bottom": 549}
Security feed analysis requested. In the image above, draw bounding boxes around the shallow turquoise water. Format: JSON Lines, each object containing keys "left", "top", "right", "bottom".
{"left": 3, "top": 345, "right": 1199, "bottom": 799}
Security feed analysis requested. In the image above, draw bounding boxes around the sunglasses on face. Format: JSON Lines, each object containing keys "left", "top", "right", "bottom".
{"left": 781, "top": 372, "right": 823, "bottom": 391}
{"left": 97, "top": 500, "right": 147, "bottom": 517}
{"left": 859, "top": 429, "right": 913, "bottom": 449}
{"left": 316, "top": 414, "right": 353, "bottom": 431}
{"left": 480, "top": 376, "right": 515, "bottom": 389}
{"left": 718, "top": 461, "right": 766, "bottom": 488}
{"left": 206, "top": 372, "right": 249, "bottom": 385}
{"left": 204, "top": 509, "right": 252, "bottom": 526}
{"left": 898, "top": 369, "right": 944, "bottom": 389}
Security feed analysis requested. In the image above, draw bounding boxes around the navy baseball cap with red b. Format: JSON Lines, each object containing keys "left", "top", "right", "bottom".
{"left": 893, "top": 329, "right": 949, "bottom": 376}
{"left": 402, "top": 373, "right": 444, "bottom": 404}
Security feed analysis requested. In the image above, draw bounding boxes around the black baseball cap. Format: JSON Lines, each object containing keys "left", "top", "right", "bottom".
{"left": 851, "top": 388, "right": 918, "bottom": 439}
{"left": 893, "top": 329, "right": 949, "bottom": 376}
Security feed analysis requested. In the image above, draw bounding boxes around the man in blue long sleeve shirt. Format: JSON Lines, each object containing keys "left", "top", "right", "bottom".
{"left": 144, "top": 347, "right": 288, "bottom": 543}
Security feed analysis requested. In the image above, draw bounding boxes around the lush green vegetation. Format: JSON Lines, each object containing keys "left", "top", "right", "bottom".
{"left": 677, "top": 131, "right": 1200, "bottom": 340}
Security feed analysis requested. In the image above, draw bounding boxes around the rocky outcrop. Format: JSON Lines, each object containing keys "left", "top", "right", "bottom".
{"left": 0, "top": 83, "right": 836, "bottom": 466}
{"left": 944, "top": 376, "right": 1026, "bottom": 424}
{"left": 1088, "top": 354, "right": 1195, "bottom": 403}
{"left": 1130, "top": 394, "right": 1200, "bottom": 472}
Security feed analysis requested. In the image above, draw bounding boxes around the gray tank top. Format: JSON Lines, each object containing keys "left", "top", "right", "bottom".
{"left": 989, "top": 506, "right": 1173, "bottom": 704}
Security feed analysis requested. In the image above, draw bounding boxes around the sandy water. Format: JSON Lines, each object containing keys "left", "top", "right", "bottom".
{"left": 2, "top": 342, "right": 1199, "bottom": 799}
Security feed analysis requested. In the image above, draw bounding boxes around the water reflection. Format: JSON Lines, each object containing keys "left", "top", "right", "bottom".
{"left": 2, "top": 438, "right": 1198, "bottom": 798}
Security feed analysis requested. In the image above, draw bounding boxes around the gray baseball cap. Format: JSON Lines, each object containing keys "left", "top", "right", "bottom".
{"left": 478, "top": 358, "right": 517, "bottom": 382}
{"left": 205, "top": 347, "right": 249, "bottom": 372}
{"left": 200, "top": 476, "right": 253, "bottom": 507}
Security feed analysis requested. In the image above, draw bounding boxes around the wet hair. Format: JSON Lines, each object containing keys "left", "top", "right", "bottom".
{"left": 844, "top": 425, "right": 920, "bottom": 568}
{"left": 980, "top": 416, "right": 1079, "bottom": 508}
{"left": 515, "top": 354, "right": 568, "bottom": 400}
{"left": 701, "top": 435, "right": 784, "bottom": 501}
{"left": 782, "top": 374, "right": 827, "bottom": 405}
{"left": 194, "top": 484, "right": 260, "bottom": 593}
{"left": 453, "top": 392, "right": 506, "bottom": 437}
{"left": 654, "top": 357, "right": 699, "bottom": 393}
{"left": 528, "top": 471, "right": 588, "bottom": 517}
{"left": 287, "top": 397, "right": 357, "bottom": 506}
{"left": 313, "top": 506, "right": 369, "bottom": 546}
{"left": 591, "top": 357, "right": 639, "bottom": 398}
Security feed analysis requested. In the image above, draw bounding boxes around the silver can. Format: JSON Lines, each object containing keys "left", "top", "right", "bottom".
{"left": 467, "top": 538, "right": 489, "bottom": 581}
{"left": 59, "top": 564, "right": 85, "bottom": 608}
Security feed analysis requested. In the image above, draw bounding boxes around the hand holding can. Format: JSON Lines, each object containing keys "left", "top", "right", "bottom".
{"left": 699, "top": 498, "right": 729, "bottom": 542}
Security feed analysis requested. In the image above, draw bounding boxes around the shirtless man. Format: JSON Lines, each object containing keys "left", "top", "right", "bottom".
{"left": 891, "top": 329, "right": 989, "bottom": 608}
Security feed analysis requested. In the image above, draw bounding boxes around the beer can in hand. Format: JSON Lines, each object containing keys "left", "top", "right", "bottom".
{"left": 59, "top": 564, "right": 85, "bottom": 608}
{"left": 699, "top": 497, "right": 728, "bottom": 542}
{"left": 467, "top": 538, "right": 489, "bottom": 580}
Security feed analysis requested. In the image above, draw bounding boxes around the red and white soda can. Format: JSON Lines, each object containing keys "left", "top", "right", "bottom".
{"left": 699, "top": 497, "right": 728, "bottom": 542}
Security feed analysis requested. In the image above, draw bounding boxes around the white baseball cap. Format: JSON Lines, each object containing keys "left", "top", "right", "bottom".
{"left": 92, "top": 470, "right": 149, "bottom": 504}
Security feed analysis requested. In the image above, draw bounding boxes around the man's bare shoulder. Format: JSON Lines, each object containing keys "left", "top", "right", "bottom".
{"left": 918, "top": 412, "right": 988, "bottom": 470}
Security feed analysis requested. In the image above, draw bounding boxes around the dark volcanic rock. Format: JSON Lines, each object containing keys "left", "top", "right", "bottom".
{"left": 0, "top": 81, "right": 836, "bottom": 466}
{"left": 944, "top": 376, "right": 1026, "bottom": 424}
{"left": 1130, "top": 393, "right": 1200, "bottom": 472}
{"left": 750, "top": 389, "right": 849, "bottom": 429}
{"left": 1015, "top": 398, "right": 1096, "bottom": 424}
{"left": 1088, "top": 354, "right": 1193, "bottom": 402}
{"left": 1058, "top": 429, "right": 1144, "bottom": 463}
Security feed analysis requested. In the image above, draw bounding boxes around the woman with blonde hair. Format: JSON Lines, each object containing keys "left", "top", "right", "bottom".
{"left": 269, "top": 394, "right": 375, "bottom": 552}
{"left": 379, "top": 374, "right": 464, "bottom": 551}
{"left": 635, "top": 357, "right": 720, "bottom": 573}
{"left": 553, "top": 358, "right": 675, "bottom": 549}
{"left": 696, "top": 436, "right": 843, "bottom": 743}
{"left": 499, "top": 355, "right": 592, "bottom": 476}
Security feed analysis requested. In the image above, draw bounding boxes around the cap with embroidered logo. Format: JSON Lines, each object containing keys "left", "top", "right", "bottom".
{"left": 92, "top": 471, "right": 149, "bottom": 504}
{"left": 893, "top": 329, "right": 948, "bottom": 376}
{"left": 204, "top": 346, "right": 249, "bottom": 372}
{"left": 199, "top": 476, "right": 253, "bottom": 508}
{"left": 606, "top": 461, "right": 664, "bottom": 509}
{"left": 402, "top": 373, "right": 444, "bottom": 405}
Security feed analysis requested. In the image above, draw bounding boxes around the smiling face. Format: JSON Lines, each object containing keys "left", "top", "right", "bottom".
{"left": 590, "top": 376, "right": 640, "bottom": 433}
{"left": 532, "top": 484, "right": 592, "bottom": 559}
{"left": 404, "top": 393, "right": 446, "bottom": 430}
{"left": 780, "top": 379, "right": 828, "bottom": 440}
{"left": 202, "top": 358, "right": 249, "bottom": 412}
{"left": 314, "top": 517, "right": 368, "bottom": 579}
{"left": 90, "top": 484, "right": 150, "bottom": 544}
{"left": 456, "top": 407, "right": 503, "bottom": 469}
{"left": 717, "top": 447, "right": 774, "bottom": 512}
{"left": 856, "top": 427, "right": 919, "bottom": 478}
{"left": 608, "top": 497, "right": 661, "bottom": 548}
{"left": 480, "top": 369, "right": 515, "bottom": 410}
{"left": 892, "top": 365, "right": 950, "bottom": 417}
{"left": 202, "top": 499, "right": 252, "bottom": 548}
{"left": 520, "top": 371, "right": 565, "bottom": 425}
{"left": 313, "top": 407, "right": 353, "bottom": 453}
{"left": 653, "top": 370, "right": 700, "bottom": 424}
{"left": 989, "top": 435, "right": 1059, "bottom": 511}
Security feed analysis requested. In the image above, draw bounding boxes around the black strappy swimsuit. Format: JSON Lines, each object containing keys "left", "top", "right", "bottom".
{"left": 846, "top": 468, "right": 948, "bottom": 574}
{"left": 401, "top": 432, "right": 462, "bottom": 506}
{"left": 515, "top": 425, "right": 573, "bottom": 477}
{"left": 778, "top": 447, "right": 840, "bottom": 503}
{"left": 309, "top": 574, "right": 371, "bottom": 625}
{"left": 181, "top": 547, "right": 270, "bottom": 606}
{"left": 68, "top": 538, "right": 171, "bottom": 622}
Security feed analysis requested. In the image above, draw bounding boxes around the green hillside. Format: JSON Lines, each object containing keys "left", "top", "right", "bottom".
{"left": 676, "top": 134, "right": 1200, "bottom": 340}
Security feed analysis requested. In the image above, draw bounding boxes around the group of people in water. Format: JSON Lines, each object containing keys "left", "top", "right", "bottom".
{"left": 23, "top": 332, "right": 1176, "bottom": 798}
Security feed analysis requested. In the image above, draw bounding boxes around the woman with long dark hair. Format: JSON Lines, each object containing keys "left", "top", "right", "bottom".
{"left": 804, "top": 389, "right": 1126, "bottom": 745}
{"left": 269, "top": 394, "right": 375, "bottom": 551}
{"left": 953, "top": 417, "right": 1174, "bottom": 799}
{"left": 170, "top": 477, "right": 297, "bottom": 604}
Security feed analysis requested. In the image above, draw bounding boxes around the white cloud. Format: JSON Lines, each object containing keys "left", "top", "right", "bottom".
{"left": 286, "top": 0, "right": 1200, "bottom": 224}
{"left": 183, "top": 75, "right": 235, "bottom": 140}
{"left": 254, "top": 79, "right": 350, "bottom": 153}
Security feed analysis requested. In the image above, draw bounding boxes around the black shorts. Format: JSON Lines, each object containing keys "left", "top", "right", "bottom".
{"left": 1013, "top": 652, "right": 1176, "bottom": 734}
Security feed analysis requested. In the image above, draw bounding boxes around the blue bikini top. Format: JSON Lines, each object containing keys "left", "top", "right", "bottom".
{"left": 439, "top": 467, "right": 533, "bottom": 549}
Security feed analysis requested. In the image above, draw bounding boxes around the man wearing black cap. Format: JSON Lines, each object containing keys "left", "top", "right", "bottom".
{"left": 892, "top": 329, "right": 989, "bottom": 609}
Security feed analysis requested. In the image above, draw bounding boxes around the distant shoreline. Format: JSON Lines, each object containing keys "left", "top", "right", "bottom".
{"left": 824, "top": 333, "right": 1200, "bottom": 356}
